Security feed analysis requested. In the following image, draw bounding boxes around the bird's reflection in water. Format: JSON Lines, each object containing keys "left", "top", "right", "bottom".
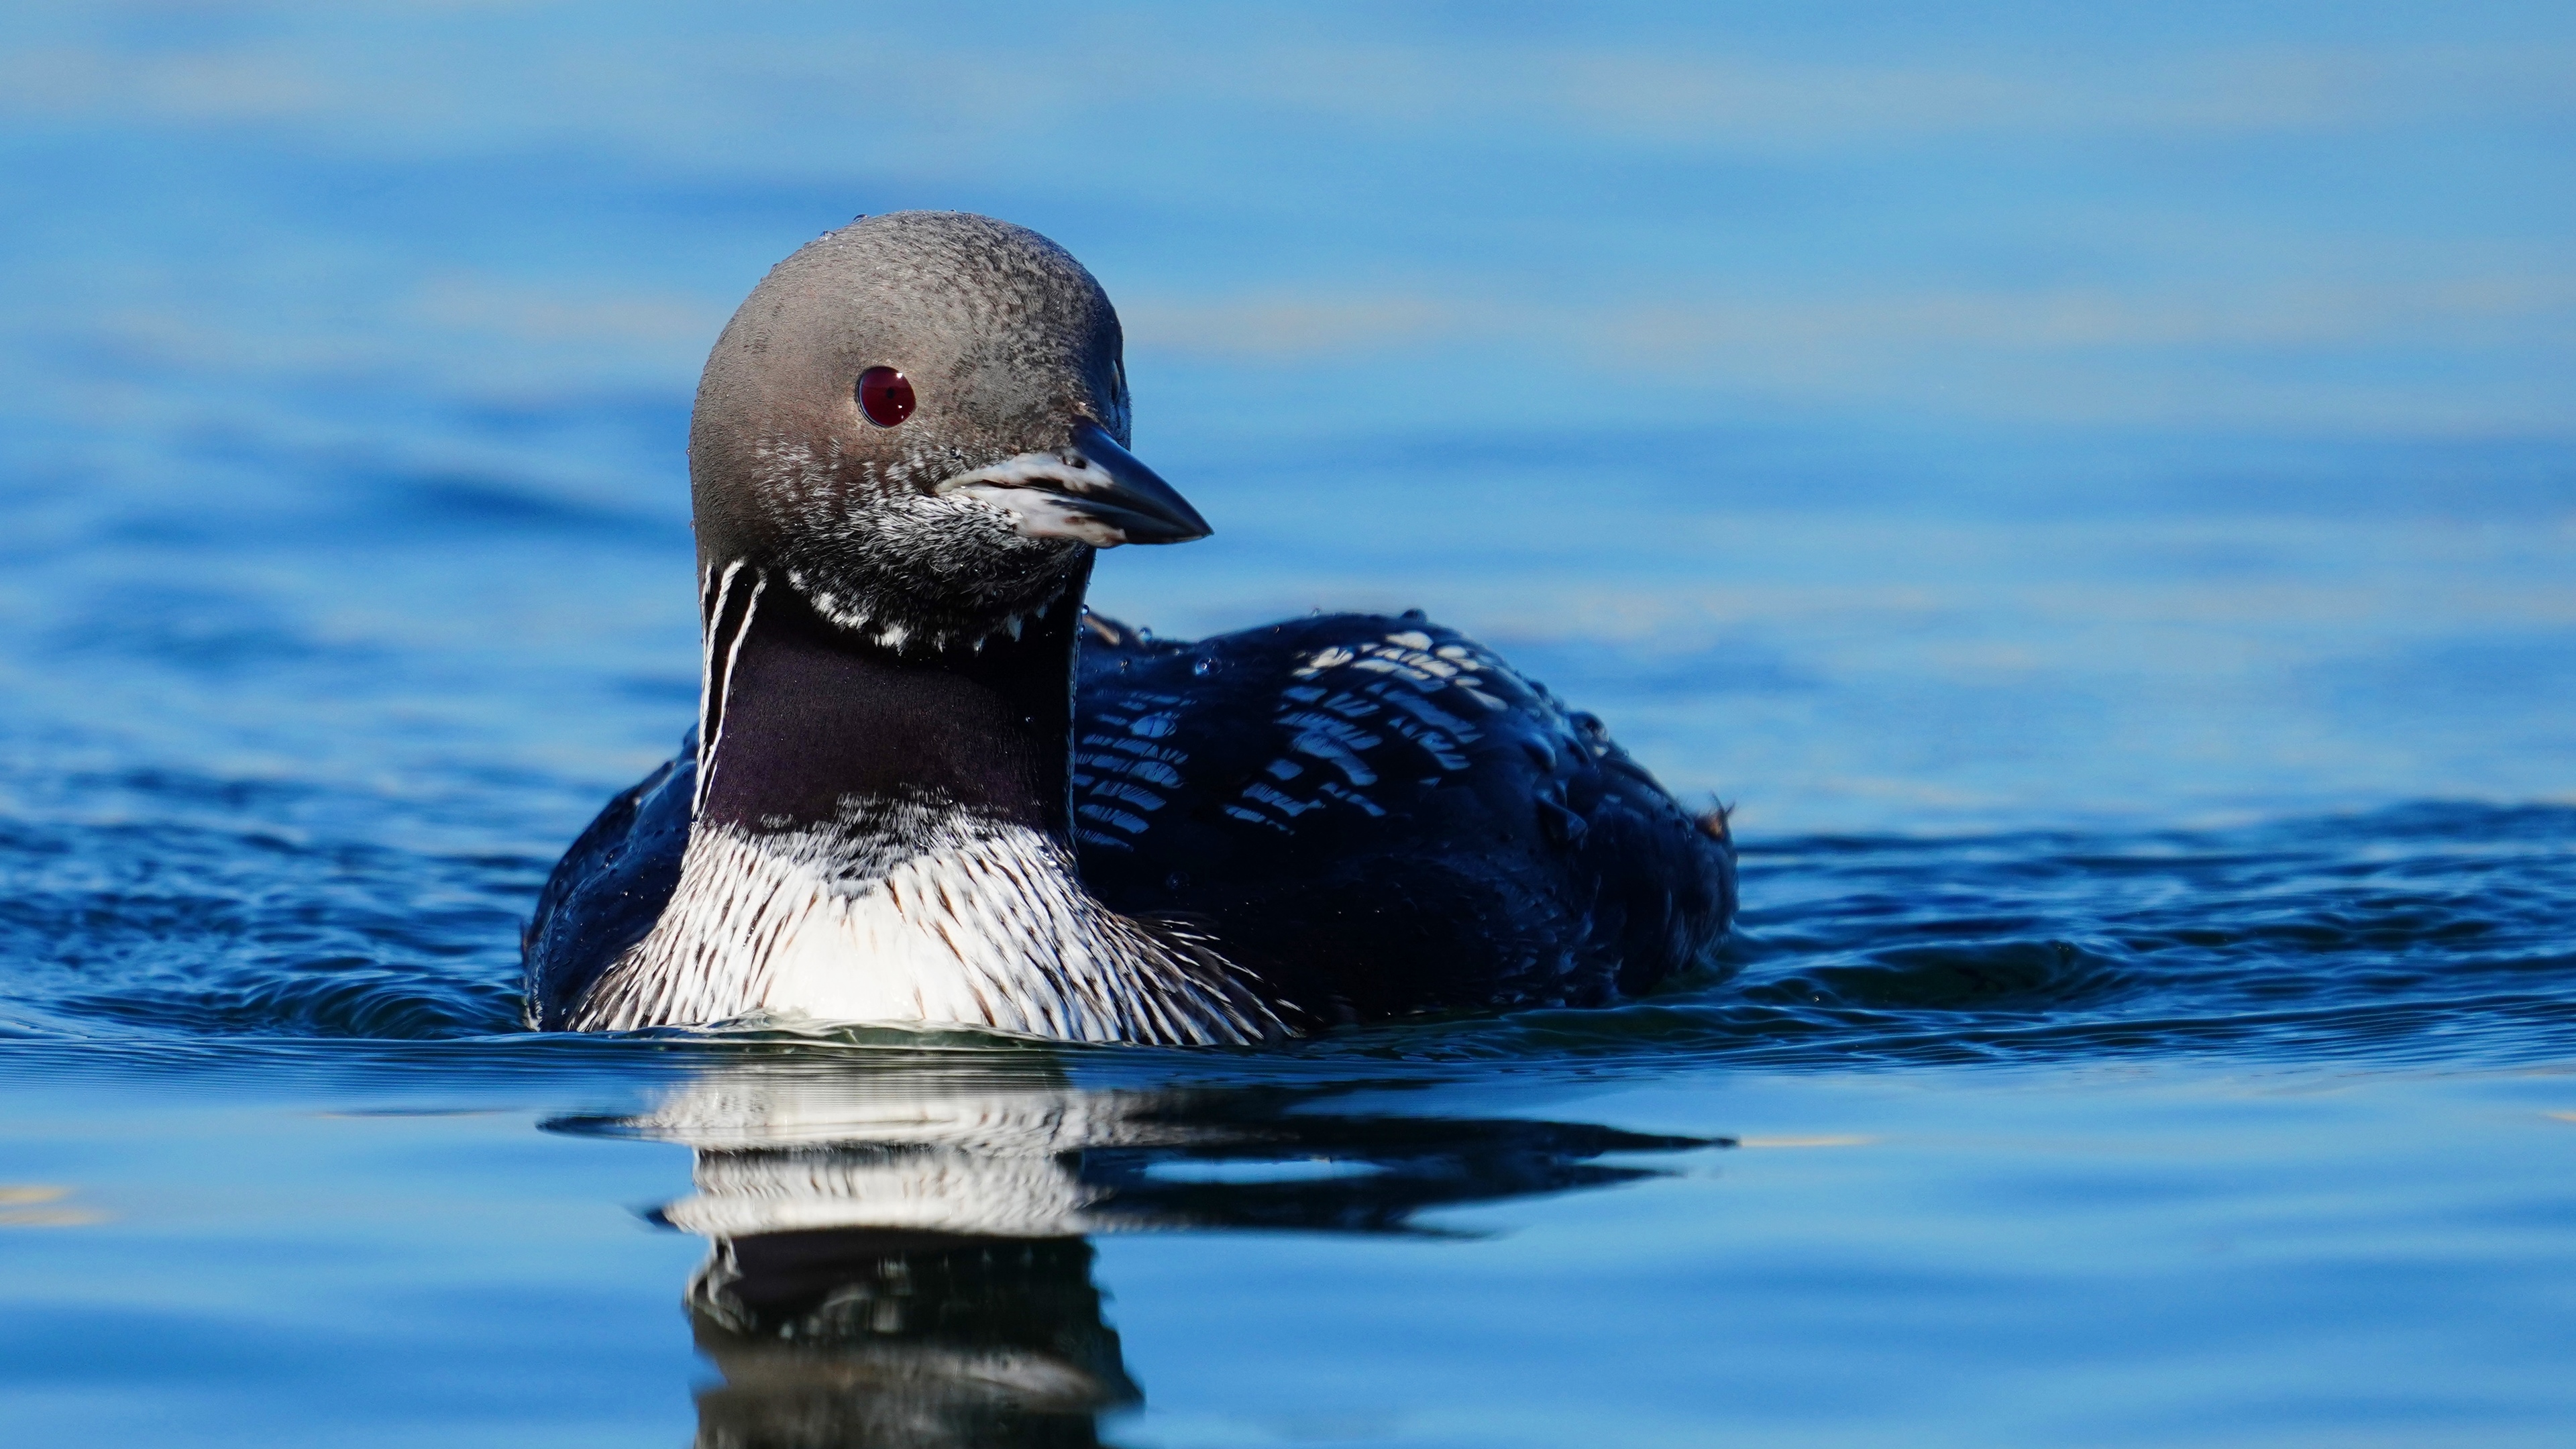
{"left": 688, "top": 1231, "right": 1132, "bottom": 1448}
{"left": 549, "top": 1059, "right": 1712, "bottom": 1448}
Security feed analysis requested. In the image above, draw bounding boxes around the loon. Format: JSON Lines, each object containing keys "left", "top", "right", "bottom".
{"left": 523, "top": 211, "right": 1735, "bottom": 1044}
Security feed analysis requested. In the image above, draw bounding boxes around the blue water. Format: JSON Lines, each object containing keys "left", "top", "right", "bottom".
{"left": 5, "top": 3, "right": 2576, "bottom": 1444}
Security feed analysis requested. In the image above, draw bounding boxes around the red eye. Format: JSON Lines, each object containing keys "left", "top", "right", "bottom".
{"left": 857, "top": 366, "right": 915, "bottom": 427}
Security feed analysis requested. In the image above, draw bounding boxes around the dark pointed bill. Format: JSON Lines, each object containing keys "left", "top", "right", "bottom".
{"left": 936, "top": 419, "right": 1212, "bottom": 546}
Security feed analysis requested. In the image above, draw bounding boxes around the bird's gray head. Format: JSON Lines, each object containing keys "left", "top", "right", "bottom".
{"left": 688, "top": 211, "right": 1209, "bottom": 651}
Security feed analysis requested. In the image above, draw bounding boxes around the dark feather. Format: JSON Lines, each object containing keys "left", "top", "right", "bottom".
{"left": 1069, "top": 612, "right": 1735, "bottom": 1024}
{"left": 523, "top": 739, "right": 695, "bottom": 1029}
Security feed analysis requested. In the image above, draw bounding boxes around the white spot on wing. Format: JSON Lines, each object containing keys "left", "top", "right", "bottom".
{"left": 1292, "top": 647, "right": 1355, "bottom": 679}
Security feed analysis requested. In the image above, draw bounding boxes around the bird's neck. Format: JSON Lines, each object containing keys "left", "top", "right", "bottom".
{"left": 693, "top": 557, "right": 1092, "bottom": 840}
{"left": 570, "top": 554, "right": 1280, "bottom": 1043}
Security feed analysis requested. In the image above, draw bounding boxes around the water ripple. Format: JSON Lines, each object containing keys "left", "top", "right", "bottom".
{"left": 3, "top": 776, "right": 2569, "bottom": 1071}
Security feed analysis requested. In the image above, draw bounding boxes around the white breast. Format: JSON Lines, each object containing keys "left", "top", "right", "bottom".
{"left": 570, "top": 800, "right": 1275, "bottom": 1046}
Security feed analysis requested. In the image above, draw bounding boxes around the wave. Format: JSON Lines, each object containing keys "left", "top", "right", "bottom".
{"left": 3, "top": 791, "right": 2571, "bottom": 1071}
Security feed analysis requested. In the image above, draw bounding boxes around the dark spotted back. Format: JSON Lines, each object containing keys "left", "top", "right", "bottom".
{"left": 1073, "top": 612, "right": 1735, "bottom": 1024}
